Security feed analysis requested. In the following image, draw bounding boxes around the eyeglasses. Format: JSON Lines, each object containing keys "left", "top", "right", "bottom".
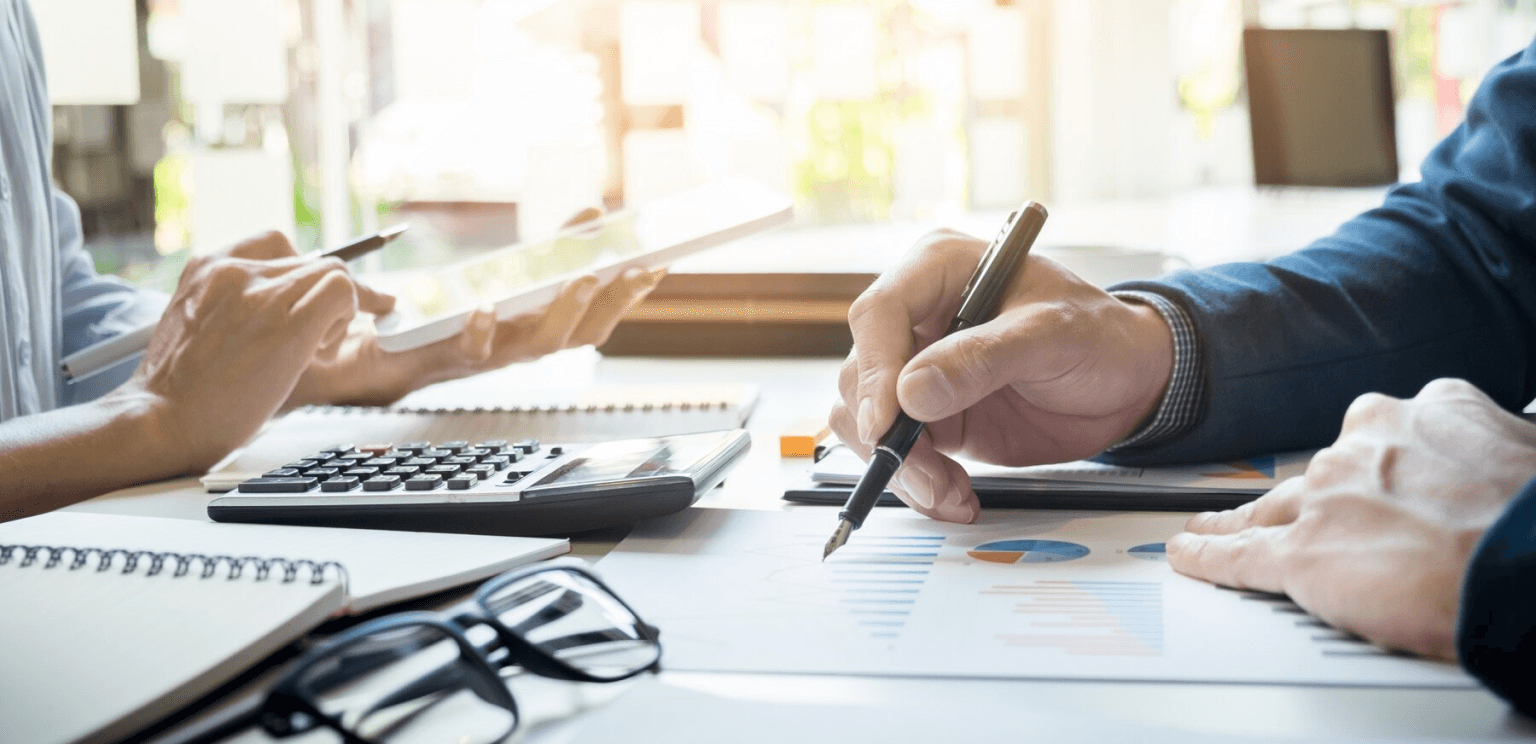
{"left": 257, "top": 559, "right": 660, "bottom": 744}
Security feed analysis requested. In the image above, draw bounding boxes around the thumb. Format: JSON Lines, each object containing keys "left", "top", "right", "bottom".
{"left": 355, "top": 281, "right": 397, "bottom": 316}
{"left": 896, "top": 313, "right": 1059, "bottom": 421}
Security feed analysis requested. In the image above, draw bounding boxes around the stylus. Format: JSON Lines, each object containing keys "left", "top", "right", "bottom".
{"left": 60, "top": 225, "right": 410, "bottom": 382}
{"left": 823, "top": 203, "right": 1048, "bottom": 560}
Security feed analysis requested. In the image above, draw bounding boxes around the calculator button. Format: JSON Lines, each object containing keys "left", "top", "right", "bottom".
{"left": 466, "top": 464, "right": 496, "bottom": 480}
{"left": 475, "top": 440, "right": 508, "bottom": 453}
{"left": 513, "top": 439, "right": 540, "bottom": 454}
{"left": 363, "top": 475, "right": 402, "bottom": 491}
{"left": 405, "top": 474, "right": 443, "bottom": 491}
{"left": 481, "top": 455, "right": 512, "bottom": 470}
{"left": 326, "top": 444, "right": 356, "bottom": 454}
{"left": 545, "top": 452, "right": 560, "bottom": 459}
{"left": 402, "top": 457, "right": 436, "bottom": 468}
{"left": 263, "top": 468, "right": 301, "bottom": 478}
{"left": 361, "top": 457, "right": 399, "bottom": 468}
{"left": 384, "top": 466, "right": 422, "bottom": 478}
{"left": 548, "top": 446, "right": 564, "bottom": 456}
{"left": 419, "top": 449, "right": 453, "bottom": 460}
{"left": 340, "top": 452, "right": 373, "bottom": 462}
{"left": 461, "top": 448, "right": 491, "bottom": 459}
{"left": 283, "top": 460, "right": 320, "bottom": 471}
{"left": 321, "top": 477, "right": 360, "bottom": 492}
{"left": 503, "top": 451, "right": 524, "bottom": 464}
{"left": 438, "top": 441, "right": 469, "bottom": 454}
{"left": 239, "top": 477, "right": 318, "bottom": 493}
{"left": 344, "top": 467, "right": 380, "bottom": 478}
{"left": 445, "top": 456, "right": 477, "bottom": 467}
{"left": 303, "top": 468, "right": 340, "bottom": 479}
{"left": 397, "top": 442, "right": 431, "bottom": 454}
{"left": 323, "top": 459, "right": 353, "bottom": 469}
{"left": 383, "top": 450, "right": 415, "bottom": 460}
{"left": 446, "top": 476, "right": 476, "bottom": 490}
{"left": 503, "top": 470, "right": 531, "bottom": 483}
{"left": 359, "top": 443, "right": 394, "bottom": 455}
{"left": 426, "top": 464, "right": 462, "bottom": 477}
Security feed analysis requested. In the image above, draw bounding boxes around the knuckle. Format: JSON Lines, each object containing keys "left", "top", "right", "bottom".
{"left": 846, "top": 287, "right": 890, "bottom": 330}
{"left": 1343, "top": 391, "right": 1400, "bottom": 423}
{"left": 838, "top": 355, "right": 860, "bottom": 397}
{"left": 1419, "top": 377, "right": 1479, "bottom": 400}
{"left": 257, "top": 229, "right": 292, "bottom": 249}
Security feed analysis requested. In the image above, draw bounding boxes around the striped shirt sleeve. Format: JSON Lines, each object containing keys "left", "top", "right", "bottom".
{"left": 1105, "top": 290, "right": 1205, "bottom": 451}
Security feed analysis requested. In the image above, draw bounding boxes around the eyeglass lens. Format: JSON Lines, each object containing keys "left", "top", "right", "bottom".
{"left": 482, "top": 568, "right": 659, "bottom": 680}
{"left": 291, "top": 623, "right": 517, "bottom": 744}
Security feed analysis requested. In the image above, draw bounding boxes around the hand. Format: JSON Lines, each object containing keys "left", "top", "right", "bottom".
{"left": 1167, "top": 379, "right": 1536, "bottom": 659}
{"left": 285, "top": 209, "right": 664, "bottom": 407}
{"left": 285, "top": 268, "right": 663, "bottom": 407}
{"left": 829, "top": 229, "right": 1177, "bottom": 522}
{"left": 119, "top": 231, "right": 382, "bottom": 471}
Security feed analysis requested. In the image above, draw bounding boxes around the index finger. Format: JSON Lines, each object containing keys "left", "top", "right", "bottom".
{"left": 1166, "top": 526, "right": 1288, "bottom": 593}
{"left": 847, "top": 231, "right": 987, "bottom": 443}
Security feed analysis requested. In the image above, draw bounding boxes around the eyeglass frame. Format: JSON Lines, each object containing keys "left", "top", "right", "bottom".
{"left": 258, "top": 558, "right": 661, "bottom": 743}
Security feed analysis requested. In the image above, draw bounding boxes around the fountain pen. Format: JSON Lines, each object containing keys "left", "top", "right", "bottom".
{"left": 823, "top": 202, "right": 1049, "bottom": 560}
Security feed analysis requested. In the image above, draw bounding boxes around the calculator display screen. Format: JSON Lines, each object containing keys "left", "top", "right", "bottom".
{"left": 531, "top": 436, "right": 723, "bottom": 489}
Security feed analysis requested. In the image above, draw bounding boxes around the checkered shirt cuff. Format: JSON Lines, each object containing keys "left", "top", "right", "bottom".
{"left": 1106, "top": 290, "right": 1205, "bottom": 451}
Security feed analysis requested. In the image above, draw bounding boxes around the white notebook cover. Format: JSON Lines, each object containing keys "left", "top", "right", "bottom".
{"left": 0, "top": 512, "right": 568, "bottom": 744}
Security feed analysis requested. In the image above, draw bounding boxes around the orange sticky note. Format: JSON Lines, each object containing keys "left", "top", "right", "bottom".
{"left": 780, "top": 417, "right": 831, "bottom": 457}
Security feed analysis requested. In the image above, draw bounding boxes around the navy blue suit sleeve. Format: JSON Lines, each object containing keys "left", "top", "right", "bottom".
{"left": 1103, "top": 43, "right": 1536, "bottom": 465}
{"left": 1459, "top": 475, "right": 1536, "bottom": 717}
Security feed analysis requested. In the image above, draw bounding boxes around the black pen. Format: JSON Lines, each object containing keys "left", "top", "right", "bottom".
{"left": 321, "top": 223, "right": 410, "bottom": 262}
{"left": 823, "top": 202, "right": 1048, "bottom": 560}
{"left": 59, "top": 225, "right": 411, "bottom": 382}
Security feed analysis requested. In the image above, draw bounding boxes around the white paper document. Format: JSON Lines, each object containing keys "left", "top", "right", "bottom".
{"left": 597, "top": 508, "right": 1472, "bottom": 688}
{"left": 813, "top": 446, "right": 1315, "bottom": 495}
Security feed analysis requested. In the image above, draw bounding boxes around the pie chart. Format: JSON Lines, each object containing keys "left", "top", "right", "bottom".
{"left": 967, "top": 539, "right": 1089, "bottom": 564}
{"left": 1127, "top": 543, "right": 1167, "bottom": 562}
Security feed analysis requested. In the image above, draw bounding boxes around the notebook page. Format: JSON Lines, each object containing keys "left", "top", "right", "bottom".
{"left": 0, "top": 512, "right": 568, "bottom": 613}
{"left": 0, "top": 551, "right": 341, "bottom": 744}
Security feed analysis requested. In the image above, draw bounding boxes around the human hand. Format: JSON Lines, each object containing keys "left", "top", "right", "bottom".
{"left": 1167, "top": 379, "right": 1536, "bottom": 659}
{"left": 285, "top": 209, "right": 664, "bottom": 407}
{"left": 828, "top": 229, "right": 1177, "bottom": 522}
{"left": 119, "top": 231, "right": 384, "bottom": 472}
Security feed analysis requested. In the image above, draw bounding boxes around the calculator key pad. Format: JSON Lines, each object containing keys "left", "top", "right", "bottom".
{"left": 234, "top": 440, "right": 575, "bottom": 496}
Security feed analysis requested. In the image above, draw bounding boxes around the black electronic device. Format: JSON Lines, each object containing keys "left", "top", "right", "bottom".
{"left": 207, "top": 430, "right": 750, "bottom": 536}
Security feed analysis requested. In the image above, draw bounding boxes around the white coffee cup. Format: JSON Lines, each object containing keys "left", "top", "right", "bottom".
{"left": 1035, "top": 245, "right": 1191, "bottom": 288}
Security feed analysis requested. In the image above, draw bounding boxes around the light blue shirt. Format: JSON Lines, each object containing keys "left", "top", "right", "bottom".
{"left": 1, "top": 0, "right": 163, "bottom": 422}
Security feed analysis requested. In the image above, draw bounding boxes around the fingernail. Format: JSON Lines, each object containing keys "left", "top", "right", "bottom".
{"left": 856, "top": 398, "right": 877, "bottom": 444}
{"left": 899, "top": 466, "right": 936, "bottom": 509}
{"left": 621, "top": 266, "right": 644, "bottom": 281}
{"left": 902, "top": 366, "right": 956, "bottom": 419}
{"left": 576, "top": 277, "right": 599, "bottom": 300}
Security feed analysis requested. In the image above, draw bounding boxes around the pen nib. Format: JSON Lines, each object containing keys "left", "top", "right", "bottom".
{"left": 823, "top": 519, "right": 854, "bottom": 561}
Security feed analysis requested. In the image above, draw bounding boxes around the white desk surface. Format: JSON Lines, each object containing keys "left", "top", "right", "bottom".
{"left": 69, "top": 352, "right": 1536, "bottom": 742}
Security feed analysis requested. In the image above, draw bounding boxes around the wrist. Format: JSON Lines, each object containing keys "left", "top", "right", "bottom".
{"left": 102, "top": 386, "right": 208, "bottom": 476}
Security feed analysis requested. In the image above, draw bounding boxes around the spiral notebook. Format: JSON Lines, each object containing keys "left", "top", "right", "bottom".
{"left": 201, "top": 382, "right": 759, "bottom": 491}
{"left": 0, "top": 512, "right": 567, "bottom": 744}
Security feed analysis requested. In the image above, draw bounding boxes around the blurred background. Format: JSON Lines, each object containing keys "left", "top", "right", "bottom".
{"left": 38, "top": 0, "right": 1536, "bottom": 295}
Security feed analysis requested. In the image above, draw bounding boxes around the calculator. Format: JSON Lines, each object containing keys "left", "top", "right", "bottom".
{"left": 206, "top": 429, "right": 750, "bottom": 536}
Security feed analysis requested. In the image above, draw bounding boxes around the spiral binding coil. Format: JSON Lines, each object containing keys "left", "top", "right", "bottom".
{"left": 301, "top": 400, "right": 728, "bottom": 416}
{"left": 0, "top": 544, "right": 346, "bottom": 585}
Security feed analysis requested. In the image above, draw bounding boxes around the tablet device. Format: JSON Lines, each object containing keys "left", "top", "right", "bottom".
{"left": 372, "top": 179, "right": 793, "bottom": 352}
